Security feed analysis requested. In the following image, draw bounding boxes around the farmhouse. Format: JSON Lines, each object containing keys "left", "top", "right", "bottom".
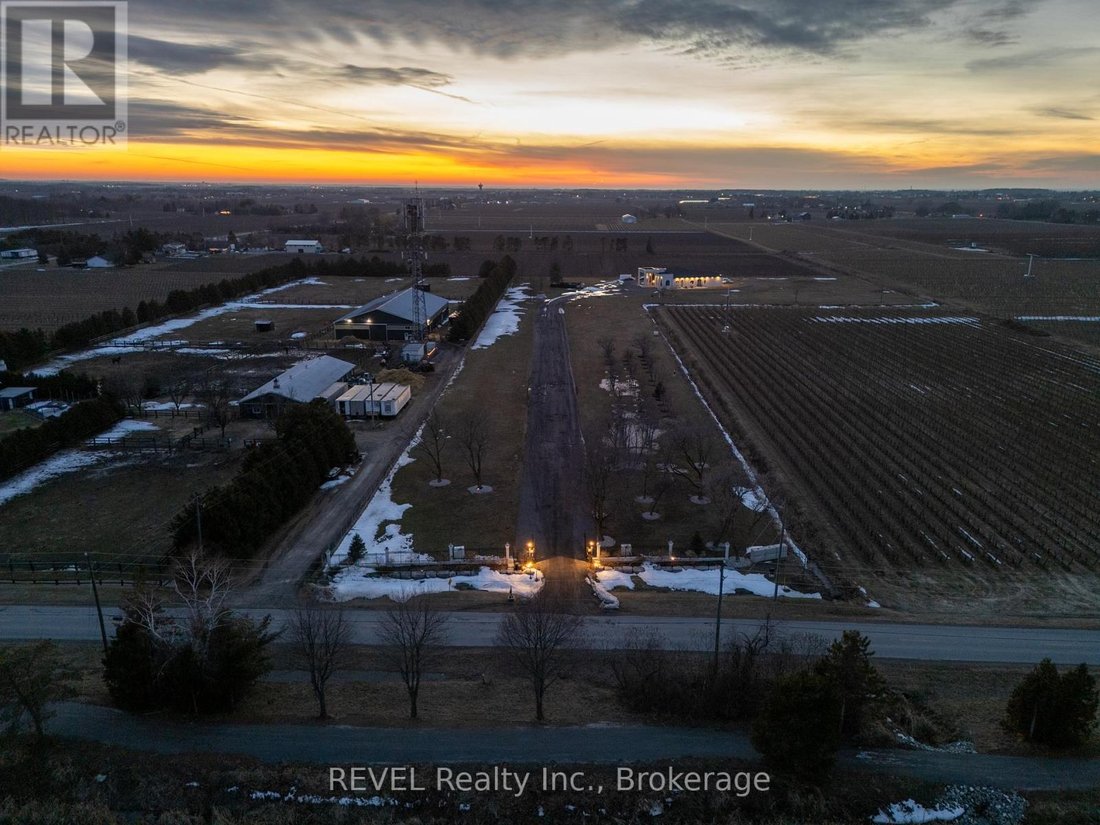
{"left": 285, "top": 240, "right": 323, "bottom": 254}
{"left": 238, "top": 355, "right": 355, "bottom": 419}
{"left": 637, "top": 266, "right": 723, "bottom": 290}
{"left": 0, "top": 386, "right": 35, "bottom": 411}
{"left": 334, "top": 287, "right": 450, "bottom": 342}
{"left": 336, "top": 382, "right": 411, "bottom": 419}
{"left": 0, "top": 248, "right": 37, "bottom": 260}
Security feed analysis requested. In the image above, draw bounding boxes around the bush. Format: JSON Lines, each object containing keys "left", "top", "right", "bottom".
{"left": 1004, "top": 659, "right": 1098, "bottom": 748}
{"left": 751, "top": 670, "right": 842, "bottom": 781}
{"left": 104, "top": 595, "right": 276, "bottom": 715}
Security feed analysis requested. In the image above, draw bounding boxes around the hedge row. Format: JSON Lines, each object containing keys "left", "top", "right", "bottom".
{"left": 448, "top": 256, "right": 517, "bottom": 342}
{"left": 0, "top": 397, "right": 123, "bottom": 481}
{"left": 172, "top": 402, "right": 358, "bottom": 560}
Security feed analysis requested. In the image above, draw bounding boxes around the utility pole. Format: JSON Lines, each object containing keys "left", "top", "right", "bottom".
{"left": 712, "top": 541, "right": 729, "bottom": 674}
{"left": 85, "top": 551, "right": 108, "bottom": 655}
{"left": 192, "top": 492, "right": 204, "bottom": 554}
{"left": 773, "top": 521, "right": 785, "bottom": 601}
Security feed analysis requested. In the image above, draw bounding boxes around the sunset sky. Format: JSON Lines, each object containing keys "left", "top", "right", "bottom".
{"left": 4, "top": 0, "right": 1100, "bottom": 188}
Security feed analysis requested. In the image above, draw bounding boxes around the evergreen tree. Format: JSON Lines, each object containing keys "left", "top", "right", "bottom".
{"left": 1004, "top": 659, "right": 1098, "bottom": 747}
{"left": 347, "top": 533, "right": 367, "bottom": 565}
{"left": 751, "top": 670, "right": 841, "bottom": 781}
{"left": 814, "top": 630, "right": 886, "bottom": 740}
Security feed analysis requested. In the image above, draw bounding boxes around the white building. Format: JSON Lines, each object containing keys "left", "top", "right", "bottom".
{"left": 0, "top": 248, "right": 37, "bottom": 259}
{"left": 621, "top": 214, "right": 639, "bottom": 224}
{"left": 85, "top": 256, "right": 113, "bottom": 268}
{"left": 336, "top": 382, "right": 411, "bottom": 418}
{"left": 285, "top": 240, "right": 323, "bottom": 254}
{"left": 637, "top": 266, "right": 723, "bottom": 290}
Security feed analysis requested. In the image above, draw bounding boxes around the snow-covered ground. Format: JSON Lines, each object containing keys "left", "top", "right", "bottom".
{"left": 0, "top": 420, "right": 158, "bottom": 507}
{"left": 31, "top": 278, "right": 343, "bottom": 375}
{"left": 1016, "top": 315, "right": 1100, "bottom": 322}
{"left": 872, "top": 799, "right": 964, "bottom": 823}
{"left": 471, "top": 284, "right": 531, "bottom": 350}
{"left": 812, "top": 316, "right": 979, "bottom": 326}
{"left": 330, "top": 566, "right": 544, "bottom": 602}
{"left": 597, "top": 564, "right": 820, "bottom": 600}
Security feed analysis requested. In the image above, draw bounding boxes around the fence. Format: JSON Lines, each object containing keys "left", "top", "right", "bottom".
{"left": 3, "top": 557, "right": 169, "bottom": 587}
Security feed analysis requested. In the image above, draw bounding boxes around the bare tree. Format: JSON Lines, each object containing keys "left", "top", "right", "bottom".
{"left": 497, "top": 585, "right": 584, "bottom": 721}
{"left": 102, "top": 372, "right": 143, "bottom": 410}
{"left": 197, "top": 377, "right": 235, "bottom": 438}
{"left": 167, "top": 376, "right": 194, "bottom": 412}
{"left": 173, "top": 551, "right": 234, "bottom": 664}
{"left": 414, "top": 411, "right": 450, "bottom": 485}
{"left": 457, "top": 417, "right": 490, "bottom": 490}
{"left": 378, "top": 596, "right": 449, "bottom": 719}
{"left": 672, "top": 427, "right": 717, "bottom": 498}
{"left": 0, "top": 641, "right": 76, "bottom": 737}
{"left": 289, "top": 602, "right": 351, "bottom": 719}
{"left": 585, "top": 438, "right": 618, "bottom": 544}
{"left": 597, "top": 336, "right": 616, "bottom": 367}
{"left": 633, "top": 332, "right": 653, "bottom": 366}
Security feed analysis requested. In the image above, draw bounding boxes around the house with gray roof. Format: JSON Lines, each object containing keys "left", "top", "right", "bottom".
{"left": 238, "top": 355, "right": 356, "bottom": 419}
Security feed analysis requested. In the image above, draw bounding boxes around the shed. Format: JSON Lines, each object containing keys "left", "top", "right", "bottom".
{"left": 0, "top": 386, "right": 36, "bottom": 411}
{"left": 0, "top": 248, "right": 37, "bottom": 259}
{"left": 285, "top": 240, "right": 323, "bottom": 254}
{"left": 255, "top": 319, "right": 275, "bottom": 333}
{"left": 336, "top": 382, "right": 411, "bottom": 418}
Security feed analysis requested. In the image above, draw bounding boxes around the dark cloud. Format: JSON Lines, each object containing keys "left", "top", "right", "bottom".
{"left": 965, "top": 27, "right": 1016, "bottom": 46}
{"left": 131, "top": 0, "right": 964, "bottom": 60}
{"left": 1033, "top": 107, "right": 1093, "bottom": 120}
{"left": 127, "top": 35, "right": 264, "bottom": 73}
{"left": 967, "top": 46, "right": 1100, "bottom": 72}
{"left": 336, "top": 65, "right": 453, "bottom": 88}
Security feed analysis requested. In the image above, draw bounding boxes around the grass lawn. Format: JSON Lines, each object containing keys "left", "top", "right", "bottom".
{"left": 0, "top": 443, "right": 243, "bottom": 574}
{"left": 387, "top": 289, "right": 535, "bottom": 557}
{"left": 0, "top": 410, "right": 40, "bottom": 436}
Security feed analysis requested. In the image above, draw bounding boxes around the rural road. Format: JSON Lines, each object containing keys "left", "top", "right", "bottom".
{"left": 515, "top": 296, "right": 590, "bottom": 559}
{"left": 38, "top": 702, "right": 1100, "bottom": 790}
{"left": 3, "top": 605, "right": 1099, "bottom": 664}
{"left": 238, "top": 344, "right": 466, "bottom": 607}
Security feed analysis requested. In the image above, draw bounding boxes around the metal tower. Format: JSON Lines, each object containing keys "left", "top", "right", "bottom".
{"left": 404, "top": 195, "right": 429, "bottom": 341}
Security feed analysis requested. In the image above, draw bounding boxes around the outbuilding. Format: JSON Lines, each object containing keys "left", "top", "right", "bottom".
{"left": 0, "top": 386, "right": 36, "bottom": 411}
{"left": 0, "top": 248, "right": 37, "bottom": 260}
{"left": 238, "top": 355, "right": 356, "bottom": 418}
{"left": 335, "top": 287, "right": 450, "bottom": 342}
{"left": 85, "top": 256, "right": 113, "bottom": 268}
{"left": 285, "top": 240, "right": 323, "bottom": 254}
{"left": 335, "top": 382, "right": 411, "bottom": 418}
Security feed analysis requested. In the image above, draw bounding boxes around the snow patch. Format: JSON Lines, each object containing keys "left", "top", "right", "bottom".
{"left": 471, "top": 284, "right": 531, "bottom": 350}
{"left": 872, "top": 800, "right": 963, "bottom": 824}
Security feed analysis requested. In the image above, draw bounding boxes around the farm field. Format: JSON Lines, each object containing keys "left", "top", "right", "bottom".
{"left": 706, "top": 220, "right": 1100, "bottom": 319}
{"left": 655, "top": 304, "right": 1100, "bottom": 615}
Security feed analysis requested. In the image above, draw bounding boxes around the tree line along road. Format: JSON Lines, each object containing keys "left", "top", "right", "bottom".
{"left": 1, "top": 605, "right": 1098, "bottom": 665}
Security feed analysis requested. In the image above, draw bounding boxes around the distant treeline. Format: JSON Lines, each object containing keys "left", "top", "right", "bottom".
{"left": 448, "top": 256, "right": 517, "bottom": 342}
{"left": 172, "top": 402, "right": 358, "bottom": 560}
{"left": 0, "top": 397, "right": 123, "bottom": 482}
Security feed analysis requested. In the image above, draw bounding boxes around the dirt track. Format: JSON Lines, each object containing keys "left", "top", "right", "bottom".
{"left": 515, "top": 297, "right": 590, "bottom": 561}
